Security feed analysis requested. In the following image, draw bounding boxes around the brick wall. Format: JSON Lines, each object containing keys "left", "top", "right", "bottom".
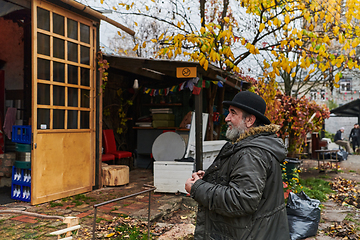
{"left": 0, "top": 152, "right": 15, "bottom": 178}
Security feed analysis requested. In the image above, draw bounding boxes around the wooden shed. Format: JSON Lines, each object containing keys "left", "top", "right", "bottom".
{"left": 0, "top": 0, "right": 133, "bottom": 205}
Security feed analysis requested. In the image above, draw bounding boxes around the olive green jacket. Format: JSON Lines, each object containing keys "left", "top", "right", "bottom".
{"left": 191, "top": 124, "right": 290, "bottom": 240}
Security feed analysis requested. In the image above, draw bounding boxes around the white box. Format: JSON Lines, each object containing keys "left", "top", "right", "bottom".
{"left": 154, "top": 161, "right": 194, "bottom": 193}
{"left": 188, "top": 140, "right": 227, "bottom": 170}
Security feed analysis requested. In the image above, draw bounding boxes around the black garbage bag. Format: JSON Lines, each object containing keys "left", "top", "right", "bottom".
{"left": 286, "top": 191, "right": 321, "bottom": 240}
{"left": 332, "top": 148, "right": 348, "bottom": 161}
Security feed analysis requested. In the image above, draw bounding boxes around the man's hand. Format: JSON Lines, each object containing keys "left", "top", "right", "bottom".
{"left": 193, "top": 170, "right": 205, "bottom": 179}
{"left": 185, "top": 171, "right": 203, "bottom": 194}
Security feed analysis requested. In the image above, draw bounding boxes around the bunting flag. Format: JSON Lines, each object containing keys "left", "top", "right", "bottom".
{"left": 193, "top": 86, "right": 201, "bottom": 95}
{"left": 142, "top": 77, "right": 225, "bottom": 96}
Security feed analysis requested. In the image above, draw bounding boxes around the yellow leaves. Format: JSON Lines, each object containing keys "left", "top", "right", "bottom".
{"left": 352, "top": 38, "right": 360, "bottom": 48}
{"left": 159, "top": 33, "right": 164, "bottom": 41}
{"left": 314, "top": 14, "right": 318, "bottom": 23}
{"left": 350, "top": 49, "right": 356, "bottom": 57}
{"left": 223, "top": 17, "right": 229, "bottom": 23}
{"left": 241, "top": 38, "right": 246, "bottom": 45}
{"left": 200, "top": 27, "right": 205, "bottom": 35}
{"left": 348, "top": 59, "right": 355, "bottom": 69}
{"left": 285, "top": 15, "right": 290, "bottom": 24}
{"left": 132, "top": 44, "right": 139, "bottom": 51}
{"left": 271, "top": 50, "right": 278, "bottom": 57}
{"left": 273, "top": 18, "right": 280, "bottom": 27}
{"left": 323, "top": 35, "right": 330, "bottom": 45}
{"left": 203, "top": 59, "right": 209, "bottom": 70}
{"left": 280, "top": 40, "right": 287, "bottom": 48}
{"left": 105, "top": 232, "right": 115, "bottom": 238}
{"left": 303, "top": 11, "right": 310, "bottom": 20}
{"left": 259, "top": 23, "right": 265, "bottom": 33}
{"left": 199, "top": 54, "right": 206, "bottom": 66}
{"left": 151, "top": 39, "right": 157, "bottom": 43}
{"left": 291, "top": 72, "right": 296, "bottom": 78}
{"left": 333, "top": 26, "right": 339, "bottom": 35}
{"left": 112, "top": 6, "right": 117, "bottom": 11}
{"left": 142, "top": 42, "right": 146, "bottom": 48}
{"left": 295, "top": 40, "right": 303, "bottom": 47}
{"left": 248, "top": 44, "right": 259, "bottom": 54}
{"left": 167, "top": 50, "right": 173, "bottom": 58}
{"left": 297, "top": 31, "right": 303, "bottom": 39}
{"left": 335, "top": 73, "right": 340, "bottom": 83}
{"left": 100, "top": 0, "right": 103, "bottom": 4}
{"left": 263, "top": 60, "right": 270, "bottom": 69}
{"left": 145, "top": 5, "right": 149, "bottom": 11}
{"left": 290, "top": 41, "right": 295, "bottom": 49}
{"left": 117, "top": 31, "right": 121, "bottom": 36}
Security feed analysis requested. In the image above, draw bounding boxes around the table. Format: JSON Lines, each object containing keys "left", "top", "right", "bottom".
{"left": 314, "top": 149, "right": 340, "bottom": 173}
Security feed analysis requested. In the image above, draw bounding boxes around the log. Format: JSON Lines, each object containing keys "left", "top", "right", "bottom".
{"left": 102, "top": 165, "right": 129, "bottom": 186}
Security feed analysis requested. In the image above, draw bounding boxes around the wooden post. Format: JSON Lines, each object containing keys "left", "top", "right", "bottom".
{"left": 195, "top": 74, "right": 203, "bottom": 171}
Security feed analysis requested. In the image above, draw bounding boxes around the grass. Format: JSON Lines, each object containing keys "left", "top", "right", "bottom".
{"left": 114, "top": 224, "right": 151, "bottom": 240}
{"left": 96, "top": 217, "right": 109, "bottom": 223}
{"left": 298, "top": 177, "right": 334, "bottom": 202}
{"left": 49, "top": 201, "right": 63, "bottom": 207}
{"left": 349, "top": 170, "right": 357, "bottom": 173}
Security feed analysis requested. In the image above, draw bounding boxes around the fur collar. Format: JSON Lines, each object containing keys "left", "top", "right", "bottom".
{"left": 234, "top": 124, "right": 280, "bottom": 143}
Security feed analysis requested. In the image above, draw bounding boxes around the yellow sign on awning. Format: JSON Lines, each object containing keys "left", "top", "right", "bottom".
{"left": 176, "top": 67, "right": 197, "bottom": 78}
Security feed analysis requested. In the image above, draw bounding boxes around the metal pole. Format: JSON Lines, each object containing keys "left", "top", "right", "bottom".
{"left": 148, "top": 190, "right": 152, "bottom": 239}
{"left": 92, "top": 207, "right": 97, "bottom": 240}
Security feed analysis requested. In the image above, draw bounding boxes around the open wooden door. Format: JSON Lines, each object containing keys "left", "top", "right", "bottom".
{"left": 31, "top": 0, "right": 97, "bottom": 205}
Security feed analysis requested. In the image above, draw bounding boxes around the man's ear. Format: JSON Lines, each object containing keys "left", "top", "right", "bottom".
{"left": 245, "top": 115, "right": 256, "bottom": 128}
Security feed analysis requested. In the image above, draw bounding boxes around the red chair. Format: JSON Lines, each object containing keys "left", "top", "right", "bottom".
{"left": 102, "top": 129, "right": 133, "bottom": 168}
{"left": 102, "top": 153, "right": 115, "bottom": 164}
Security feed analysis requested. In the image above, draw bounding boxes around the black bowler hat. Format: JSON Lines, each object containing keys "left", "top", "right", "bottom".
{"left": 223, "top": 91, "right": 270, "bottom": 124}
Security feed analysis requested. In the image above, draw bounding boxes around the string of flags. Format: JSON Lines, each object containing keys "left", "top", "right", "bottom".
{"left": 143, "top": 77, "right": 224, "bottom": 96}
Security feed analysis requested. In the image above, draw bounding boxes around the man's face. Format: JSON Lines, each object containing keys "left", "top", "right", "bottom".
{"left": 225, "top": 105, "right": 247, "bottom": 141}
{"left": 341, "top": 129, "right": 344, "bottom": 132}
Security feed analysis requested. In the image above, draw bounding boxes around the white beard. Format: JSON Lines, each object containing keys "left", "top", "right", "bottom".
{"left": 225, "top": 119, "right": 247, "bottom": 141}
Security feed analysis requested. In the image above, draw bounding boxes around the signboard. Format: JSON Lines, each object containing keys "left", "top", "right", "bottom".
{"left": 176, "top": 67, "right": 197, "bottom": 78}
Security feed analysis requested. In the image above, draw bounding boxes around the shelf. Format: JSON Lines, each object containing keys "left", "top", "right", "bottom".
{"left": 143, "top": 103, "right": 182, "bottom": 107}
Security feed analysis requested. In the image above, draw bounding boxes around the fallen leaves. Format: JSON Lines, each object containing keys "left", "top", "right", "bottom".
{"left": 329, "top": 177, "right": 359, "bottom": 208}
{"left": 323, "top": 222, "right": 360, "bottom": 239}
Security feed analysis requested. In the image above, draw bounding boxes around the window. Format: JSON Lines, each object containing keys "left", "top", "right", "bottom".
{"left": 339, "top": 78, "right": 351, "bottom": 93}
{"left": 310, "top": 89, "right": 317, "bottom": 100}
{"left": 320, "top": 89, "right": 326, "bottom": 100}
{"left": 35, "top": 6, "right": 95, "bottom": 130}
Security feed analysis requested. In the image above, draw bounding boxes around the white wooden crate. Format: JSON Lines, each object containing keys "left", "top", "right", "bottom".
{"left": 187, "top": 140, "right": 226, "bottom": 170}
{"left": 154, "top": 161, "right": 194, "bottom": 193}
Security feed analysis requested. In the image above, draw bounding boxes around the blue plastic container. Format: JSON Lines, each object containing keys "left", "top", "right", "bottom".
{"left": 11, "top": 166, "right": 31, "bottom": 202}
{"left": 12, "top": 125, "right": 32, "bottom": 144}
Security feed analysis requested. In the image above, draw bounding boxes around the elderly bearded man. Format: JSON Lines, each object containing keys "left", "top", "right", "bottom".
{"left": 185, "top": 91, "right": 290, "bottom": 240}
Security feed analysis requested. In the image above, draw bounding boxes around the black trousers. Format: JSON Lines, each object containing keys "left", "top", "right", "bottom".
{"left": 352, "top": 138, "right": 359, "bottom": 152}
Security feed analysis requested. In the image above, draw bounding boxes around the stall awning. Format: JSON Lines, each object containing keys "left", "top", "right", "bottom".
{"left": 330, "top": 99, "right": 360, "bottom": 119}
{"left": 104, "top": 55, "right": 250, "bottom": 90}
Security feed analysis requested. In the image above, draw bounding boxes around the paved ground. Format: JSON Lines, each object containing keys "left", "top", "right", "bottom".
{"left": 0, "top": 155, "right": 360, "bottom": 239}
